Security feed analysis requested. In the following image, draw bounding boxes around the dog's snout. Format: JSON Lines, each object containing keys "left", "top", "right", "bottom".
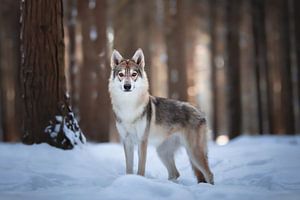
{"left": 124, "top": 84, "right": 131, "bottom": 91}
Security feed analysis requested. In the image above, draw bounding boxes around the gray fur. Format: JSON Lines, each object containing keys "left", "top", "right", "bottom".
{"left": 151, "top": 96, "right": 206, "bottom": 128}
{"left": 113, "top": 59, "right": 143, "bottom": 79}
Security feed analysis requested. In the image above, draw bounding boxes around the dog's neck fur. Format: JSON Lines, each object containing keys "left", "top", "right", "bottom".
{"left": 109, "top": 73, "right": 150, "bottom": 123}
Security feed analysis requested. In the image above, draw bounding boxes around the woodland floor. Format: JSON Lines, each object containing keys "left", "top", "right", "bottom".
{"left": 0, "top": 135, "right": 300, "bottom": 200}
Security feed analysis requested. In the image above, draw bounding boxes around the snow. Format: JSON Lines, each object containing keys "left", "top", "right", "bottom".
{"left": 90, "top": 26, "right": 98, "bottom": 41}
{"left": 0, "top": 135, "right": 300, "bottom": 200}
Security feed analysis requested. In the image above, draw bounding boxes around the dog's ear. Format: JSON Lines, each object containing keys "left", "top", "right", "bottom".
{"left": 111, "top": 49, "right": 123, "bottom": 68}
{"left": 132, "top": 48, "right": 145, "bottom": 68}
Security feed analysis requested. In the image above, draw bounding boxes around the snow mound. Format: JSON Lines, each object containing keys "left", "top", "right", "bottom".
{"left": 0, "top": 135, "right": 300, "bottom": 200}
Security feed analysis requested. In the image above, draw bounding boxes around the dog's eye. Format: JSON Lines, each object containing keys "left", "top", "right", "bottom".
{"left": 118, "top": 73, "right": 124, "bottom": 78}
{"left": 132, "top": 72, "right": 138, "bottom": 77}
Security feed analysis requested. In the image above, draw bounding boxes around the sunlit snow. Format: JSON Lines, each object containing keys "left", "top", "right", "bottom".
{"left": 0, "top": 135, "right": 299, "bottom": 200}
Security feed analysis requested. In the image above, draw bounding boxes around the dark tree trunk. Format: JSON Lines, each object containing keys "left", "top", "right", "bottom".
{"left": 0, "top": 52, "right": 2, "bottom": 140}
{"left": 164, "top": 0, "right": 188, "bottom": 101}
{"left": 239, "top": 0, "right": 258, "bottom": 135}
{"left": 65, "top": 0, "right": 79, "bottom": 114}
{"left": 21, "top": 0, "right": 85, "bottom": 149}
{"left": 77, "top": 0, "right": 110, "bottom": 142}
{"left": 209, "top": 0, "right": 218, "bottom": 140}
{"left": 137, "top": 0, "right": 155, "bottom": 93}
{"left": 292, "top": 0, "right": 300, "bottom": 132}
{"left": 265, "top": 0, "right": 295, "bottom": 134}
{"left": 208, "top": 0, "right": 229, "bottom": 138}
{"left": 226, "top": 0, "right": 242, "bottom": 139}
{"left": 113, "top": 0, "right": 139, "bottom": 57}
{"left": 251, "top": 0, "right": 272, "bottom": 134}
{"left": 0, "top": 0, "right": 22, "bottom": 141}
{"left": 279, "top": 0, "right": 295, "bottom": 134}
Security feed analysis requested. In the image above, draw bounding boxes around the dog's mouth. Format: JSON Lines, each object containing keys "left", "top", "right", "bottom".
{"left": 122, "top": 88, "right": 133, "bottom": 92}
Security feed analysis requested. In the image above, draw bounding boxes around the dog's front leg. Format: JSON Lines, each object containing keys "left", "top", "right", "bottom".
{"left": 123, "top": 139, "right": 134, "bottom": 174}
{"left": 137, "top": 139, "right": 148, "bottom": 176}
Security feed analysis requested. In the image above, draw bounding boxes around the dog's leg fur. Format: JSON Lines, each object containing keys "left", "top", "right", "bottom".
{"left": 190, "top": 159, "right": 206, "bottom": 183}
{"left": 123, "top": 140, "right": 134, "bottom": 174}
{"left": 137, "top": 139, "right": 148, "bottom": 176}
{"left": 183, "top": 126, "right": 214, "bottom": 184}
{"left": 157, "top": 135, "right": 181, "bottom": 181}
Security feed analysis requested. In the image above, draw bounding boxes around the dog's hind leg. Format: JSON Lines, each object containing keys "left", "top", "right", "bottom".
{"left": 156, "top": 134, "right": 181, "bottom": 181}
{"left": 189, "top": 159, "right": 207, "bottom": 183}
{"left": 183, "top": 126, "right": 214, "bottom": 184}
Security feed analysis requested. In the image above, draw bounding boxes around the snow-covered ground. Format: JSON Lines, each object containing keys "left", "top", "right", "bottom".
{"left": 0, "top": 135, "right": 300, "bottom": 200}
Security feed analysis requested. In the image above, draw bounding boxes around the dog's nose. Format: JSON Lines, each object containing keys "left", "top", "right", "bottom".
{"left": 124, "top": 84, "right": 131, "bottom": 91}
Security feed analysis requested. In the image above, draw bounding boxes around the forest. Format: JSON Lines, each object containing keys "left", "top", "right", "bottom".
{"left": 0, "top": 0, "right": 300, "bottom": 199}
{"left": 1, "top": 0, "right": 299, "bottom": 146}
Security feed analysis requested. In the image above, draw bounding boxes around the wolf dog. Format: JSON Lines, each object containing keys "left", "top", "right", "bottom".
{"left": 108, "top": 48, "right": 214, "bottom": 184}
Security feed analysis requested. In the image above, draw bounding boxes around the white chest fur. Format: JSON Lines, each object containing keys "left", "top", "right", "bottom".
{"left": 110, "top": 88, "right": 149, "bottom": 143}
{"left": 116, "top": 117, "right": 147, "bottom": 144}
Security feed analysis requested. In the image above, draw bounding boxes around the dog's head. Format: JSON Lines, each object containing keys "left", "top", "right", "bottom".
{"left": 109, "top": 48, "right": 148, "bottom": 93}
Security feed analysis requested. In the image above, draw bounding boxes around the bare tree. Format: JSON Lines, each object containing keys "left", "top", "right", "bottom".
{"left": 0, "top": 0, "right": 22, "bottom": 141}
{"left": 265, "top": 0, "right": 295, "bottom": 134}
{"left": 226, "top": 0, "right": 242, "bottom": 139}
{"left": 77, "top": 0, "right": 110, "bottom": 142}
{"left": 291, "top": 0, "right": 300, "bottom": 133}
{"left": 209, "top": 0, "right": 218, "bottom": 140}
{"left": 112, "top": 0, "right": 139, "bottom": 57}
{"left": 21, "top": 0, "right": 85, "bottom": 149}
{"left": 279, "top": 0, "right": 295, "bottom": 134}
{"left": 251, "top": 0, "right": 273, "bottom": 134}
{"left": 65, "top": 0, "right": 79, "bottom": 113}
{"left": 164, "top": 0, "right": 188, "bottom": 101}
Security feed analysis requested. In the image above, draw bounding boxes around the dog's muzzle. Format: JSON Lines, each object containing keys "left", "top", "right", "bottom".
{"left": 123, "top": 84, "right": 132, "bottom": 92}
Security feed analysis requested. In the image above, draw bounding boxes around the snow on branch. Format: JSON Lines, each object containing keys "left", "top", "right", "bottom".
{"left": 44, "top": 101, "right": 86, "bottom": 149}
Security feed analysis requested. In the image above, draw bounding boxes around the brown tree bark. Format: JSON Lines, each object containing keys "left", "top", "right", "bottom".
{"left": 164, "top": 0, "right": 188, "bottom": 101}
{"left": 226, "top": 0, "right": 242, "bottom": 139}
{"left": 77, "top": 0, "right": 110, "bottom": 142}
{"left": 65, "top": 0, "right": 79, "bottom": 114}
{"left": 209, "top": 0, "right": 218, "bottom": 140}
{"left": 251, "top": 0, "right": 273, "bottom": 134}
{"left": 265, "top": 0, "right": 295, "bottom": 134}
{"left": 113, "top": 0, "right": 139, "bottom": 58}
{"left": 292, "top": 0, "right": 300, "bottom": 132}
{"left": 279, "top": 0, "right": 295, "bottom": 134}
{"left": 0, "top": 50, "right": 2, "bottom": 140}
{"left": 0, "top": 0, "right": 22, "bottom": 141}
{"left": 112, "top": 0, "right": 154, "bottom": 88}
{"left": 239, "top": 0, "right": 259, "bottom": 135}
{"left": 208, "top": 0, "right": 229, "bottom": 138}
{"left": 21, "top": 0, "right": 85, "bottom": 148}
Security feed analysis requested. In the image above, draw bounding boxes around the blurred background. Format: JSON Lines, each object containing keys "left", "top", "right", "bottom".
{"left": 0, "top": 0, "right": 299, "bottom": 144}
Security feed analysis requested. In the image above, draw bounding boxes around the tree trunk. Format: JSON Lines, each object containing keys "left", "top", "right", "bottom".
{"left": 113, "top": 0, "right": 139, "bottom": 57}
{"left": 0, "top": 0, "right": 22, "bottom": 141}
{"left": 226, "top": 0, "right": 242, "bottom": 139}
{"left": 21, "top": 0, "right": 85, "bottom": 149}
{"left": 279, "top": 0, "right": 295, "bottom": 134}
{"left": 209, "top": 0, "right": 218, "bottom": 140}
{"left": 239, "top": 0, "right": 258, "bottom": 135}
{"left": 77, "top": 0, "right": 110, "bottom": 142}
{"left": 65, "top": 0, "right": 79, "bottom": 114}
{"left": 251, "top": 0, "right": 272, "bottom": 134}
{"left": 208, "top": 0, "right": 229, "bottom": 138}
{"left": 0, "top": 49, "right": 2, "bottom": 140}
{"left": 292, "top": 0, "right": 300, "bottom": 132}
{"left": 265, "top": 0, "right": 295, "bottom": 134}
{"left": 164, "top": 0, "right": 188, "bottom": 101}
